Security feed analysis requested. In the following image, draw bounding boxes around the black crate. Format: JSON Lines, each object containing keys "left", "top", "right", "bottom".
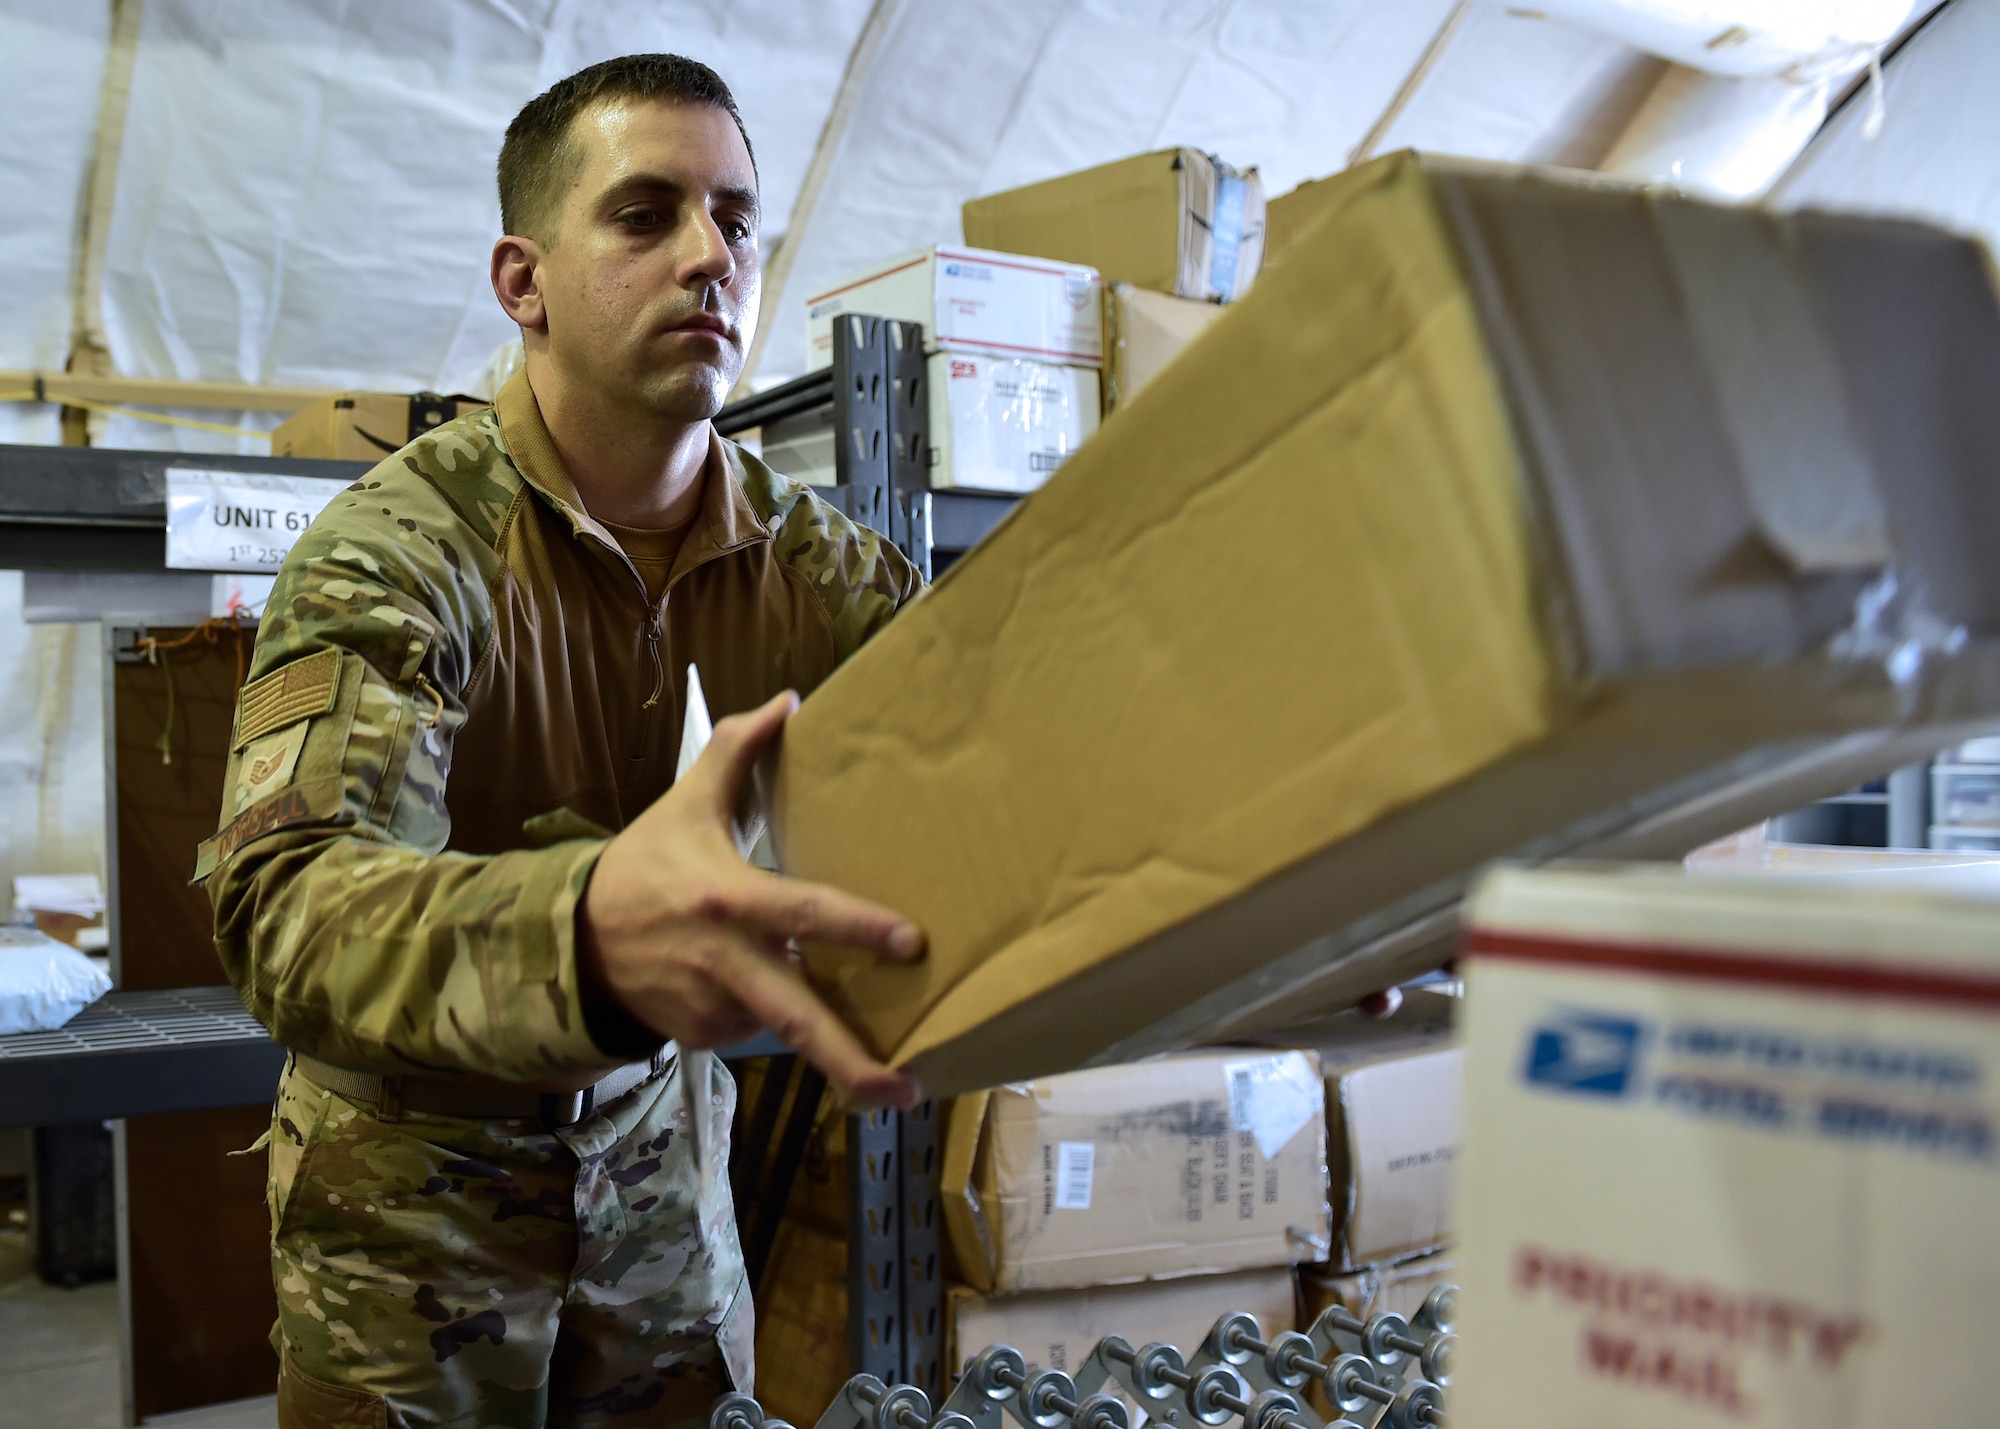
{"left": 30, "top": 1121, "right": 116, "bottom": 1286}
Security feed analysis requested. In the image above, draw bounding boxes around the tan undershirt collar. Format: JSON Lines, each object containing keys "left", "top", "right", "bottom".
{"left": 598, "top": 514, "right": 694, "bottom": 603}
{"left": 492, "top": 368, "right": 773, "bottom": 595}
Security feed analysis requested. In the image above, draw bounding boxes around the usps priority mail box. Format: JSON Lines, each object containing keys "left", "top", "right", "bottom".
{"left": 1455, "top": 864, "right": 2000, "bottom": 1426}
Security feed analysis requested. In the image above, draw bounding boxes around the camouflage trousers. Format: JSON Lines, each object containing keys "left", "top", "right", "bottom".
{"left": 267, "top": 1051, "right": 752, "bottom": 1429}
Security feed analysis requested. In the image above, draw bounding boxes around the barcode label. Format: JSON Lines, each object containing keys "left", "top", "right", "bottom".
{"left": 1229, "top": 1065, "right": 1256, "bottom": 1129}
{"left": 1054, "top": 1141, "right": 1095, "bottom": 1210}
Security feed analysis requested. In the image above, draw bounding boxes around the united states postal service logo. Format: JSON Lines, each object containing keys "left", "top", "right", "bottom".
{"left": 1523, "top": 1011, "right": 1648, "bottom": 1098}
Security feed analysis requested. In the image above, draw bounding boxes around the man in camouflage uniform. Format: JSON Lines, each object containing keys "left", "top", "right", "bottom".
{"left": 199, "top": 55, "right": 925, "bottom": 1427}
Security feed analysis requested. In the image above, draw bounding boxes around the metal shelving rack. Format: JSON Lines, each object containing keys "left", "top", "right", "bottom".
{"left": 0, "top": 443, "right": 374, "bottom": 1129}
{"left": 713, "top": 313, "right": 1019, "bottom": 1395}
{"left": 715, "top": 314, "right": 1017, "bottom": 582}
{"left": 0, "top": 443, "right": 373, "bottom": 572}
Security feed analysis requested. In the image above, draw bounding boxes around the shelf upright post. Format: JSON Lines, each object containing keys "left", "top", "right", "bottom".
{"left": 832, "top": 314, "right": 895, "bottom": 542}
{"left": 881, "top": 319, "right": 932, "bottom": 579}
{"left": 846, "top": 1105, "right": 903, "bottom": 1382}
{"left": 831, "top": 312, "right": 932, "bottom": 571}
{"left": 896, "top": 1099, "right": 944, "bottom": 1396}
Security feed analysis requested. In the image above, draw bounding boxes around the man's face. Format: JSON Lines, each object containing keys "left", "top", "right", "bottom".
{"left": 534, "top": 99, "right": 760, "bottom": 420}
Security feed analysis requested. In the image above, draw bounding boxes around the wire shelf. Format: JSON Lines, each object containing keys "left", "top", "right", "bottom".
{"left": 0, "top": 985, "right": 268, "bottom": 1062}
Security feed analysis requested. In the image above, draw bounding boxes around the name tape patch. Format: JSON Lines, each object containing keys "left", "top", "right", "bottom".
{"left": 210, "top": 780, "right": 341, "bottom": 865}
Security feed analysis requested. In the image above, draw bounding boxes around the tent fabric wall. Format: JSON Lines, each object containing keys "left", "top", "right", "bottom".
{"left": 11, "top": 0, "right": 1967, "bottom": 406}
{"left": 1365, "top": 5, "right": 1663, "bottom": 170}
{"left": 0, "top": 1, "right": 110, "bottom": 446}
{"left": 1776, "top": 0, "right": 2000, "bottom": 250}
{"left": 97, "top": 0, "right": 875, "bottom": 419}
{"left": 0, "top": 576, "right": 105, "bottom": 893}
{"left": 749, "top": 2, "right": 1674, "bottom": 381}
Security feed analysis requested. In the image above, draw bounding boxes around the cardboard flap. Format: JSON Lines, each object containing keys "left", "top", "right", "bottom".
{"left": 1651, "top": 201, "right": 1894, "bottom": 575}
{"left": 939, "top": 1090, "right": 996, "bottom": 1292}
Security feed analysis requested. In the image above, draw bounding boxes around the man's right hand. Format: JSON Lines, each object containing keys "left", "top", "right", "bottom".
{"left": 577, "top": 690, "right": 924, "bottom": 1108}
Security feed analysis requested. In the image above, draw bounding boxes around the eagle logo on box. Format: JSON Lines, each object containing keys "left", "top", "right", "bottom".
{"left": 1523, "top": 1012, "right": 1647, "bottom": 1098}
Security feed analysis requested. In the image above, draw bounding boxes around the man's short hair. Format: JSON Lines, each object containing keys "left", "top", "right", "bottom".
{"left": 498, "top": 54, "right": 756, "bottom": 242}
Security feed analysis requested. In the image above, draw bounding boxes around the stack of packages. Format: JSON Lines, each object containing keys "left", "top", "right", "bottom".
{"left": 962, "top": 148, "right": 1264, "bottom": 412}
{"left": 940, "top": 1046, "right": 1328, "bottom": 1422}
{"left": 791, "top": 247, "right": 1104, "bottom": 496}
{"left": 753, "top": 1047, "right": 1332, "bottom": 1426}
{"left": 1282, "top": 993, "right": 1463, "bottom": 1414}
{"left": 770, "top": 147, "right": 1265, "bottom": 494}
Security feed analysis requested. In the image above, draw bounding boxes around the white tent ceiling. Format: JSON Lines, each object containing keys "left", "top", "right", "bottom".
{"left": 0, "top": 0, "right": 1977, "bottom": 455}
{"left": 1776, "top": 0, "right": 2000, "bottom": 237}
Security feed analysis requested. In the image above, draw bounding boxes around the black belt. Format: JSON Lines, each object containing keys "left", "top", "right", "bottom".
{"left": 291, "top": 1049, "right": 670, "bottom": 1128}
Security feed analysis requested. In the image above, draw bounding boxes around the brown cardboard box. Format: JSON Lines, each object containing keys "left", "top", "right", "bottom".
{"left": 940, "top": 1050, "right": 1331, "bottom": 1294}
{"left": 1261, "top": 166, "right": 1374, "bottom": 272}
{"left": 773, "top": 151, "right": 2000, "bottom": 1098}
{"left": 271, "top": 391, "right": 486, "bottom": 460}
{"left": 1274, "top": 989, "right": 1462, "bottom": 1267}
{"left": 1102, "top": 283, "right": 1225, "bottom": 412}
{"left": 963, "top": 149, "right": 1265, "bottom": 303}
{"left": 949, "top": 1266, "right": 1297, "bottom": 1424}
{"left": 1324, "top": 1047, "right": 1461, "bottom": 1268}
{"left": 751, "top": 1217, "right": 848, "bottom": 1424}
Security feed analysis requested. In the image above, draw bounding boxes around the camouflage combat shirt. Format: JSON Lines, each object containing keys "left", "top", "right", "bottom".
{"left": 200, "top": 366, "right": 920, "bottom": 1082}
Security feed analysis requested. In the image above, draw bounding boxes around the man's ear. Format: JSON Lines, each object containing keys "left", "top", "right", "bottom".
{"left": 492, "top": 235, "right": 548, "bottom": 333}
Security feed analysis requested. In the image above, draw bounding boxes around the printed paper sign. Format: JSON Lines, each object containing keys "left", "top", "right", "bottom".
{"left": 1224, "top": 1051, "right": 1323, "bottom": 1160}
{"left": 165, "top": 469, "right": 351, "bottom": 574}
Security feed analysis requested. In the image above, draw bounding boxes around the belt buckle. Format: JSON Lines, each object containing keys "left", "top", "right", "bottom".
{"left": 537, "top": 1087, "right": 593, "bottom": 1129}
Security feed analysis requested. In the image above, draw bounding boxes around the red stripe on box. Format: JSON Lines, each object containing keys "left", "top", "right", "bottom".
{"left": 1464, "top": 928, "right": 2000, "bottom": 1010}
{"left": 938, "top": 337, "right": 1102, "bottom": 362}
{"left": 806, "top": 254, "right": 932, "bottom": 305}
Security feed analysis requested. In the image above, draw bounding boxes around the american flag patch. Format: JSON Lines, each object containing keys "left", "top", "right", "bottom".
{"left": 233, "top": 647, "right": 340, "bottom": 749}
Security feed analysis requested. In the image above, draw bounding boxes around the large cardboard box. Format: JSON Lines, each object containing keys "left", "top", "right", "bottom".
{"left": 1455, "top": 864, "right": 2000, "bottom": 1424}
{"left": 270, "top": 391, "right": 486, "bottom": 460}
{"left": 1262, "top": 991, "right": 1461, "bottom": 1267}
{"left": 1103, "top": 283, "right": 1225, "bottom": 412}
{"left": 948, "top": 1267, "right": 1296, "bottom": 1425}
{"left": 941, "top": 1050, "right": 1331, "bottom": 1294}
{"left": 771, "top": 151, "right": 2000, "bottom": 1098}
{"left": 963, "top": 149, "right": 1266, "bottom": 303}
{"left": 804, "top": 246, "right": 1102, "bottom": 371}
{"left": 1324, "top": 1046, "right": 1462, "bottom": 1269}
